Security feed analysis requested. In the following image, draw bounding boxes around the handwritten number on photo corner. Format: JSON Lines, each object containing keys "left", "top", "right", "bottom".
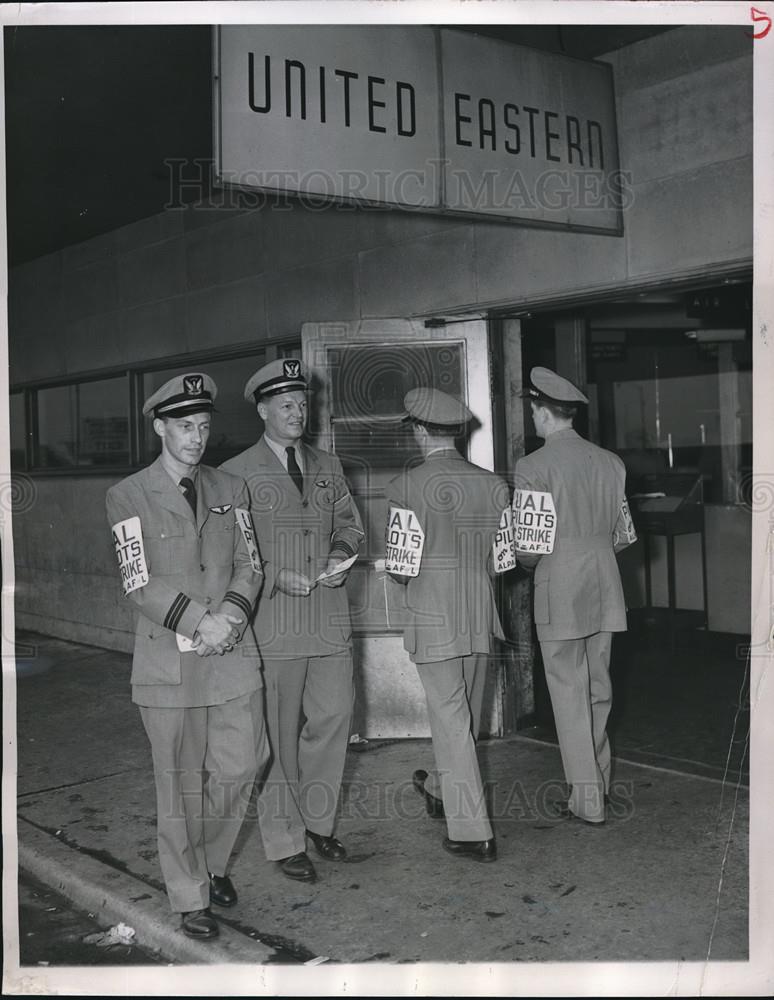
{"left": 748, "top": 6, "right": 772, "bottom": 38}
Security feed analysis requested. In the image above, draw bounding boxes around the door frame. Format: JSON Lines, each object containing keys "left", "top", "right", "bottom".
{"left": 301, "top": 316, "right": 507, "bottom": 737}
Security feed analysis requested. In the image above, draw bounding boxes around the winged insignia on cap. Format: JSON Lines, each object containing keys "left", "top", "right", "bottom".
{"left": 184, "top": 375, "right": 204, "bottom": 396}
{"left": 283, "top": 360, "right": 301, "bottom": 379}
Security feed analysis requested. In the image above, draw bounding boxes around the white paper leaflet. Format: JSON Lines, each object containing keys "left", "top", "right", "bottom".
{"left": 613, "top": 498, "right": 638, "bottom": 547}
{"left": 316, "top": 552, "right": 358, "bottom": 583}
{"left": 235, "top": 507, "right": 262, "bottom": 572}
{"left": 513, "top": 489, "right": 557, "bottom": 554}
{"left": 176, "top": 633, "right": 197, "bottom": 653}
{"left": 385, "top": 506, "right": 424, "bottom": 577}
{"left": 492, "top": 505, "right": 517, "bottom": 572}
{"left": 111, "top": 516, "right": 149, "bottom": 595}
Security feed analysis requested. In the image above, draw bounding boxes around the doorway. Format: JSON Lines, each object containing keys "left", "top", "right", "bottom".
{"left": 302, "top": 317, "right": 505, "bottom": 738}
{"left": 516, "top": 277, "right": 751, "bottom": 779}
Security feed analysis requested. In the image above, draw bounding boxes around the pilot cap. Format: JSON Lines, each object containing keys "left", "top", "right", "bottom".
{"left": 403, "top": 387, "right": 473, "bottom": 427}
{"left": 522, "top": 366, "right": 589, "bottom": 405}
{"left": 244, "top": 359, "right": 308, "bottom": 402}
{"left": 143, "top": 372, "right": 217, "bottom": 418}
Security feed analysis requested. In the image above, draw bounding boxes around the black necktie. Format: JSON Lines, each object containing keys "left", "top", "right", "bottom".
{"left": 179, "top": 476, "right": 197, "bottom": 517}
{"left": 286, "top": 447, "right": 303, "bottom": 495}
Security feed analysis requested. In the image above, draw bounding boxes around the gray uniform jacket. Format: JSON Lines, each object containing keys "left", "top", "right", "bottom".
{"left": 388, "top": 449, "right": 510, "bottom": 663}
{"left": 513, "top": 428, "right": 635, "bottom": 642}
{"left": 106, "top": 458, "right": 264, "bottom": 705}
{"left": 221, "top": 437, "right": 364, "bottom": 660}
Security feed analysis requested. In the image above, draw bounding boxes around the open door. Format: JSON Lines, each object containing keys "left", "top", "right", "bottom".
{"left": 302, "top": 318, "right": 503, "bottom": 738}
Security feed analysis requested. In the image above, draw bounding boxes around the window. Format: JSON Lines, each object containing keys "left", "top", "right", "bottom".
{"left": 9, "top": 392, "right": 27, "bottom": 470}
{"left": 521, "top": 279, "right": 753, "bottom": 505}
{"left": 597, "top": 337, "right": 752, "bottom": 504}
{"left": 11, "top": 339, "right": 301, "bottom": 474}
{"left": 37, "top": 376, "right": 130, "bottom": 469}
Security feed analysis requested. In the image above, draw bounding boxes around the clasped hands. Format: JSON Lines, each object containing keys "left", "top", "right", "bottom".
{"left": 193, "top": 611, "right": 243, "bottom": 656}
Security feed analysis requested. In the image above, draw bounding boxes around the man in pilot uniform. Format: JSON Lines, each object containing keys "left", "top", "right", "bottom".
{"left": 386, "top": 388, "right": 512, "bottom": 863}
{"left": 514, "top": 367, "right": 637, "bottom": 825}
{"left": 222, "top": 359, "right": 364, "bottom": 883}
{"left": 106, "top": 373, "right": 268, "bottom": 939}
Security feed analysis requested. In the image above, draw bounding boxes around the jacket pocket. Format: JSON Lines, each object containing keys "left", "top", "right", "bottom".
{"left": 201, "top": 519, "right": 234, "bottom": 566}
{"left": 143, "top": 528, "right": 186, "bottom": 577}
{"left": 533, "top": 579, "right": 550, "bottom": 625}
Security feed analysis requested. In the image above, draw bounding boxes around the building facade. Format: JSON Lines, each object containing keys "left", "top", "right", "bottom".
{"left": 8, "top": 26, "right": 752, "bottom": 736}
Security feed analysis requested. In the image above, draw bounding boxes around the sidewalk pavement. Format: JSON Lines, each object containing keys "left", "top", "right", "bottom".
{"left": 11, "top": 632, "right": 748, "bottom": 968}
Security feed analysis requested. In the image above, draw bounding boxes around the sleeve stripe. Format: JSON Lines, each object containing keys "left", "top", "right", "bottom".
{"left": 331, "top": 540, "right": 357, "bottom": 558}
{"left": 164, "top": 593, "right": 190, "bottom": 632}
{"left": 223, "top": 591, "right": 253, "bottom": 620}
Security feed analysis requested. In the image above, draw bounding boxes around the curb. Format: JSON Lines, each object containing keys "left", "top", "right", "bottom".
{"left": 18, "top": 820, "right": 276, "bottom": 965}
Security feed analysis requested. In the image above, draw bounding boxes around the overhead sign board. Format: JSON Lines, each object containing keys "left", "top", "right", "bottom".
{"left": 216, "top": 26, "right": 623, "bottom": 233}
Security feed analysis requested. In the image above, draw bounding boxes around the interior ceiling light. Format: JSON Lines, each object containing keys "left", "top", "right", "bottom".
{"left": 684, "top": 329, "right": 746, "bottom": 342}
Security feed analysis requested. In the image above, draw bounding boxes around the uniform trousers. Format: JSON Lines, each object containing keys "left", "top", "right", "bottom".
{"left": 415, "top": 653, "right": 493, "bottom": 842}
{"left": 540, "top": 631, "right": 613, "bottom": 823}
{"left": 139, "top": 689, "right": 268, "bottom": 913}
{"left": 258, "top": 653, "right": 354, "bottom": 861}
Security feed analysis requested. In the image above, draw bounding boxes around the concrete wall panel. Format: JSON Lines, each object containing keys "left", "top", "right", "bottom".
{"left": 186, "top": 275, "right": 267, "bottom": 350}
{"left": 15, "top": 608, "right": 135, "bottom": 655}
{"left": 359, "top": 225, "right": 476, "bottom": 316}
{"left": 62, "top": 230, "right": 118, "bottom": 272}
{"left": 13, "top": 477, "right": 131, "bottom": 640}
{"left": 9, "top": 254, "right": 62, "bottom": 334}
{"left": 63, "top": 258, "right": 120, "bottom": 321}
{"left": 473, "top": 223, "right": 628, "bottom": 309}
{"left": 64, "top": 310, "right": 124, "bottom": 373}
{"left": 118, "top": 238, "right": 187, "bottom": 309}
{"left": 115, "top": 210, "right": 184, "bottom": 255}
{"left": 356, "top": 208, "right": 461, "bottom": 251}
{"left": 9, "top": 329, "right": 67, "bottom": 386}
{"left": 16, "top": 568, "right": 128, "bottom": 632}
{"left": 258, "top": 204, "right": 369, "bottom": 272}
{"left": 185, "top": 210, "right": 267, "bottom": 290}
{"left": 626, "top": 156, "right": 752, "bottom": 279}
{"left": 15, "top": 521, "right": 61, "bottom": 573}
{"left": 265, "top": 257, "right": 360, "bottom": 336}
{"left": 8, "top": 254, "right": 67, "bottom": 384}
{"left": 604, "top": 26, "right": 752, "bottom": 91}
{"left": 121, "top": 295, "right": 188, "bottom": 362}
{"left": 181, "top": 192, "right": 249, "bottom": 233}
{"left": 258, "top": 203, "right": 457, "bottom": 274}
{"left": 620, "top": 56, "right": 752, "bottom": 186}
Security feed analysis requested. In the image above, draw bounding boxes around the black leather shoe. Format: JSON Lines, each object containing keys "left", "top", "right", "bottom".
{"left": 181, "top": 907, "right": 219, "bottom": 939}
{"left": 412, "top": 769, "right": 445, "bottom": 819}
{"left": 278, "top": 851, "right": 317, "bottom": 882}
{"left": 442, "top": 837, "right": 497, "bottom": 862}
{"left": 306, "top": 829, "right": 347, "bottom": 861}
{"left": 208, "top": 872, "right": 237, "bottom": 907}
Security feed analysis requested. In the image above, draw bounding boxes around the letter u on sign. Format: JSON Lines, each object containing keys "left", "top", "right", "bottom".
{"left": 492, "top": 506, "right": 516, "bottom": 573}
